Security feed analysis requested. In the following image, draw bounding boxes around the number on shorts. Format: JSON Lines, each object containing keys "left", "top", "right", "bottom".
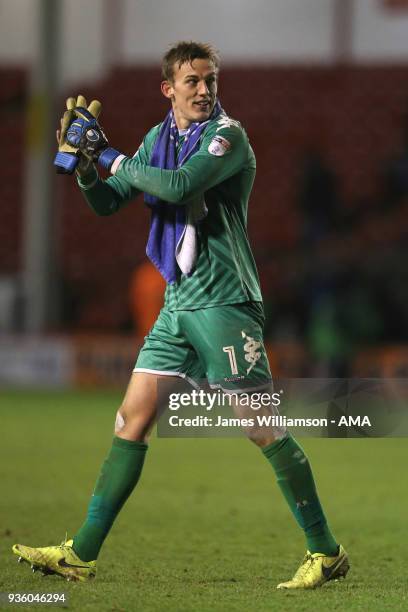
{"left": 223, "top": 345, "right": 238, "bottom": 375}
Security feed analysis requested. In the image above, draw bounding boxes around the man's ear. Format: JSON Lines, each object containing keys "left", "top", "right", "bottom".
{"left": 161, "top": 80, "right": 174, "bottom": 100}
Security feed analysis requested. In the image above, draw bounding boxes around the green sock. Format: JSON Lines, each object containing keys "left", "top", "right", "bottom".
{"left": 73, "top": 436, "right": 148, "bottom": 561}
{"left": 262, "top": 434, "right": 338, "bottom": 556}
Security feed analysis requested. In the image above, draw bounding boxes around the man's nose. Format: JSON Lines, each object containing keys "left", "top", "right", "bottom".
{"left": 197, "top": 80, "right": 210, "bottom": 96}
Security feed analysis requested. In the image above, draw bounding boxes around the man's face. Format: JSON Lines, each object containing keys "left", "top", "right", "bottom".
{"left": 161, "top": 58, "right": 218, "bottom": 129}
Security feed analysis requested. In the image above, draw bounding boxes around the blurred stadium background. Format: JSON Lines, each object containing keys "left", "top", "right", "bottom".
{"left": 2, "top": 0, "right": 408, "bottom": 388}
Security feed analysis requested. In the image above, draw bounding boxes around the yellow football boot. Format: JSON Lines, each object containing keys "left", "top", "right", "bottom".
{"left": 12, "top": 537, "right": 96, "bottom": 582}
{"left": 277, "top": 544, "right": 349, "bottom": 589}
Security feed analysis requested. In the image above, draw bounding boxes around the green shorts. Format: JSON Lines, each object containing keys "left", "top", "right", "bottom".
{"left": 134, "top": 302, "right": 272, "bottom": 391}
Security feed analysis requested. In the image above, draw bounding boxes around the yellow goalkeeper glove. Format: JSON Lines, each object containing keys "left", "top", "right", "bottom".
{"left": 54, "top": 94, "right": 101, "bottom": 175}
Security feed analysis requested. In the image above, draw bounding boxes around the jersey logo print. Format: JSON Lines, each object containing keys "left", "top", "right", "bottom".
{"left": 241, "top": 331, "right": 262, "bottom": 374}
{"left": 216, "top": 116, "right": 240, "bottom": 132}
{"left": 208, "top": 135, "right": 231, "bottom": 156}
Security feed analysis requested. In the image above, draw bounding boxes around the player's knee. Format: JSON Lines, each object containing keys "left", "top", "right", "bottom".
{"left": 114, "top": 410, "right": 126, "bottom": 433}
{"left": 114, "top": 408, "right": 153, "bottom": 444}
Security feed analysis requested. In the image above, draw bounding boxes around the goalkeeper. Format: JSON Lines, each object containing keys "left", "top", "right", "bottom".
{"left": 12, "top": 41, "right": 349, "bottom": 589}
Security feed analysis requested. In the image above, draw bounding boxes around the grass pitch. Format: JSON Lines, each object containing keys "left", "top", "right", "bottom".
{"left": 0, "top": 389, "right": 407, "bottom": 611}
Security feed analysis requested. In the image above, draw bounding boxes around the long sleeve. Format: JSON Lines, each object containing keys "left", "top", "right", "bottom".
{"left": 76, "top": 127, "right": 158, "bottom": 216}
{"left": 112, "top": 123, "right": 249, "bottom": 205}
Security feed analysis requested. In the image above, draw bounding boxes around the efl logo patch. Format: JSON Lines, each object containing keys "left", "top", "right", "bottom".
{"left": 208, "top": 135, "right": 232, "bottom": 157}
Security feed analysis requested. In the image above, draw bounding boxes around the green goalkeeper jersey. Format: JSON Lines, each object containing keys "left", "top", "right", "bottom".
{"left": 77, "top": 112, "right": 262, "bottom": 311}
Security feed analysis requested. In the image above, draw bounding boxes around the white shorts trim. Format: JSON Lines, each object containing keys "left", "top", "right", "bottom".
{"left": 133, "top": 367, "right": 200, "bottom": 390}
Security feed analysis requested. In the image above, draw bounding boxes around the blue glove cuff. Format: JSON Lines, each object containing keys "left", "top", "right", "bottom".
{"left": 98, "top": 147, "right": 122, "bottom": 171}
{"left": 54, "top": 151, "right": 78, "bottom": 174}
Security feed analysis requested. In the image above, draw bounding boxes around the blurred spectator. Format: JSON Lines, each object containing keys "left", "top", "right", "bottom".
{"left": 298, "top": 150, "right": 340, "bottom": 245}
{"left": 129, "top": 261, "right": 165, "bottom": 339}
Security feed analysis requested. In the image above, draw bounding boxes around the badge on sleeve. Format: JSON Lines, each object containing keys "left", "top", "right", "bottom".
{"left": 208, "top": 135, "right": 232, "bottom": 157}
